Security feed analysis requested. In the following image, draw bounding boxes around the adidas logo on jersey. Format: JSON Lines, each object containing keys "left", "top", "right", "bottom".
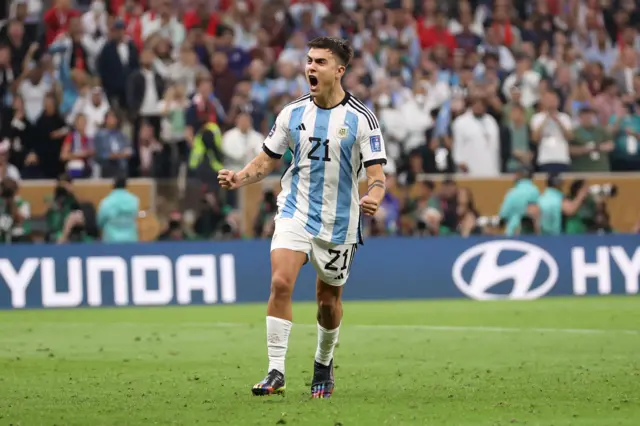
{"left": 335, "top": 273, "right": 344, "bottom": 280}
{"left": 296, "top": 123, "right": 306, "bottom": 131}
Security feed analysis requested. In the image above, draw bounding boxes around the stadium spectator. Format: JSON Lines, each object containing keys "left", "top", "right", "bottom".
{"left": 97, "top": 175, "right": 139, "bottom": 242}
{"left": 158, "top": 84, "right": 189, "bottom": 175}
{"left": 221, "top": 112, "right": 263, "bottom": 174}
{"left": 67, "top": 86, "right": 110, "bottom": 138}
{"left": 570, "top": 107, "right": 614, "bottom": 172}
{"left": 530, "top": 91, "right": 573, "bottom": 173}
{"left": 0, "top": 0, "right": 638, "bottom": 242}
{"left": 137, "top": 120, "right": 163, "bottom": 177}
{"left": 17, "top": 47, "right": 50, "bottom": 124}
{"left": 608, "top": 101, "right": 640, "bottom": 171}
{"left": 26, "top": 93, "right": 67, "bottom": 179}
{"left": 97, "top": 18, "right": 139, "bottom": 112}
{"left": 43, "top": 0, "right": 80, "bottom": 47}
{"left": 127, "top": 48, "right": 164, "bottom": 147}
{"left": 60, "top": 113, "right": 94, "bottom": 178}
{"left": 3, "top": 0, "right": 41, "bottom": 48}
{"left": 93, "top": 109, "right": 132, "bottom": 178}
{"left": 1, "top": 95, "right": 28, "bottom": 171}
{"left": 182, "top": 1, "right": 220, "bottom": 36}
{"left": 452, "top": 97, "right": 501, "bottom": 176}
{"left": 504, "top": 104, "right": 533, "bottom": 173}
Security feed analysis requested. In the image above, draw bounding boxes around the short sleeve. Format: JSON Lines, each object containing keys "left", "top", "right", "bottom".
{"left": 560, "top": 113, "right": 573, "bottom": 130}
{"left": 262, "top": 109, "right": 290, "bottom": 159}
{"left": 529, "top": 113, "right": 543, "bottom": 130}
{"left": 359, "top": 125, "right": 387, "bottom": 168}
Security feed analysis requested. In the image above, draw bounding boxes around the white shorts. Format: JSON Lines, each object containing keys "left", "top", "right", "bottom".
{"left": 270, "top": 218, "right": 358, "bottom": 286}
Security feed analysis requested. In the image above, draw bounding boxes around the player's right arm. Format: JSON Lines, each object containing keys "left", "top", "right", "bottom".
{"left": 218, "top": 109, "right": 291, "bottom": 190}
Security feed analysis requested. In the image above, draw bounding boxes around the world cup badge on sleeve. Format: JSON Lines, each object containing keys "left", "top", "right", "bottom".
{"left": 370, "top": 135, "right": 381, "bottom": 152}
{"left": 268, "top": 124, "right": 276, "bottom": 138}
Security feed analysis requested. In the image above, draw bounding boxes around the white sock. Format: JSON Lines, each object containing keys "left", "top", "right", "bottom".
{"left": 315, "top": 323, "right": 340, "bottom": 366}
{"left": 266, "top": 316, "right": 292, "bottom": 375}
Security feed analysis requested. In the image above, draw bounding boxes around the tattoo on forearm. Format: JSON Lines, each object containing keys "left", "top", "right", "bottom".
{"left": 239, "top": 156, "right": 268, "bottom": 186}
{"left": 368, "top": 179, "right": 386, "bottom": 192}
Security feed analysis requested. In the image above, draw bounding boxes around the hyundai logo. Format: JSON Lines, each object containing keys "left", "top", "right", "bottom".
{"left": 452, "top": 240, "right": 559, "bottom": 300}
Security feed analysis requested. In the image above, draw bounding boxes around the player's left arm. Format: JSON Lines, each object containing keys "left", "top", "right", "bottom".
{"left": 359, "top": 127, "right": 388, "bottom": 216}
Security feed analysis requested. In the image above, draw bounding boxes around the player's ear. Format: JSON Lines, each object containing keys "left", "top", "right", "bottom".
{"left": 336, "top": 64, "right": 346, "bottom": 78}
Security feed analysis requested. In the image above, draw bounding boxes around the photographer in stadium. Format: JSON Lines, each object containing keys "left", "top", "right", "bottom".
{"left": 0, "top": 177, "right": 30, "bottom": 243}
{"left": 566, "top": 181, "right": 617, "bottom": 234}
{"left": 46, "top": 173, "right": 80, "bottom": 242}
{"left": 538, "top": 174, "right": 589, "bottom": 235}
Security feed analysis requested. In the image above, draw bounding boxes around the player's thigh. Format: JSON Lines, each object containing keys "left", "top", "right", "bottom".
{"left": 310, "top": 239, "right": 358, "bottom": 287}
{"left": 270, "top": 218, "right": 311, "bottom": 290}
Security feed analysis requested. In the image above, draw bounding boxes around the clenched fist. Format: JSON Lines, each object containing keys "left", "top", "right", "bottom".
{"left": 218, "top": 169, "right": 240, "bottom": 190}
{"left": 359, "top": 194, "right": 380, "bottom": 216}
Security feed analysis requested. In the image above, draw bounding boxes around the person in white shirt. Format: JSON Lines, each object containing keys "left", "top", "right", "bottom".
{"left": 278, "top": 31, "right": 308, "bottom": 72}
{"left": 67, "top": 86, "right": 110, "bottom": 138}
{"left": 502, "top": 54, "right": 541, "bottom": 109}
{"left": 82, "top": 0, "right": 108, "bottom": 37}
{"left": 530, "top": 91, "right": 573, "bottom": 173}
{"left": 452, "top": 97, "right": 501, "bottom": 177}
{"left": 81, "top": 0, "right": 109, "bottom": 72}
{"left": 289, "top": 0, "right": 329, "bottom": 29}
{"left": 18, "top": 64, "right": 51, "bottom": 124}
{"left": 141, "top": 0, "right": 185, "bottom": 58}
{"left": 221, "top": 112, "right": 264, "bottom": 172}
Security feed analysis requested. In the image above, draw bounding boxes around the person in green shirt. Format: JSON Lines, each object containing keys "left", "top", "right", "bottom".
{"left": 505, "top": 104, "right": 534, "bottom": 172}
{"left": 502, "top": 86, "right": 534, "bottom": 127}
{"left": 538, "top": 174, "right": 589, "bottom": 235}
{"left": 46, "top": 174, "right": 80, "bottom": 242}
{"left": 563, "top": 179, "right": 597, "bottom": 234}
{"left": 499, "top": 166, "right": 539, "bottom": 235}
{"left": 607, "top": 104, "right": 640, "bottom": 171}
{"left": 570, "top": 107, "right": 614, "bottom": 172}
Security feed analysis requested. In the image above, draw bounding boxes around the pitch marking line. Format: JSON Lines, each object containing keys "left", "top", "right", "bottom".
{"left": 211, "top": 323, "right": 639, "bottom": 335}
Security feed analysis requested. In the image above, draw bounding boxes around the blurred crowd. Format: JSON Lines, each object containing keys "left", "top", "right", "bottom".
{"left": 0, "top": 0, "right": 639, "bottom": 243}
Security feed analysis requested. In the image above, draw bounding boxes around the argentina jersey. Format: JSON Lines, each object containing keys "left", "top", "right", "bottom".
{"left": 262, "top": 92, "right": 387, "bottom": 245}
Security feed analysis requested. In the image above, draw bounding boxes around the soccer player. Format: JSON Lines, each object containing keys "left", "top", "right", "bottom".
{"left": 218, "top": 37, "right": 387, "bottom": 399}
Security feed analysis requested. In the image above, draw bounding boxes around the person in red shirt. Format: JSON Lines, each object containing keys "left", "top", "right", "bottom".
{"left": 491, "top": 5, "right": 516, "bottom": 47}
{"left": 43, "top": 0, "right": 80, "bottom": 46}
{"left": 417, "top": 10, "right": 457, "bottom": 52}
{"left": 183, "top": 1, "right": 220, "bottom": 36}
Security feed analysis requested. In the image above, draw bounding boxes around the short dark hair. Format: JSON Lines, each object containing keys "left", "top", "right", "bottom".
{"left": 307, "top": 37, "right": 354, "bottom": 66}
{"left": 114, "top": 175, "right": 127, "bottom": 189}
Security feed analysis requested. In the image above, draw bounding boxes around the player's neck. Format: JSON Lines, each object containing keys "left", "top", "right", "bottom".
{"left": 313, "top": 85, "right": 346, "bottom": 109}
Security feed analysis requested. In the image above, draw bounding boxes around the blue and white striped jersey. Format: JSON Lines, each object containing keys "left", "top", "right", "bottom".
{"left": 263, "top": 92, "right": 387, "bottom": 245}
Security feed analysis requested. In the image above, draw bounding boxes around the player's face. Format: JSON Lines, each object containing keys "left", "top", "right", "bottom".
{"left": 305, "top": 48, "right": 345, "bottom": 96}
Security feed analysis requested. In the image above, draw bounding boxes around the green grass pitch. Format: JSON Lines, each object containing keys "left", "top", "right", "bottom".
{"left": 0, "top": 297, "right": 638, "bottom": 425}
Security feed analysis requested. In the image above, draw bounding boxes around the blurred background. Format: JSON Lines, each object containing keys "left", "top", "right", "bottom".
{"left": 1, "top": 0, "right": 640, "bottom": 244}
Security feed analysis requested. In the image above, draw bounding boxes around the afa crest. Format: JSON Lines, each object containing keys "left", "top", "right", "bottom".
{"left": 336, "top": 126, "right": 349, "bottom": 139}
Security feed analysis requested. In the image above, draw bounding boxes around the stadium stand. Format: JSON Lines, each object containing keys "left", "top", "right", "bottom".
{"left": 0, "top": 0, "right": 639, "bottom": 242}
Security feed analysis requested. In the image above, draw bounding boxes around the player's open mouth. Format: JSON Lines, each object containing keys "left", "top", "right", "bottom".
{"left": 308, "top": 75, "right": 318, "bottom": 90}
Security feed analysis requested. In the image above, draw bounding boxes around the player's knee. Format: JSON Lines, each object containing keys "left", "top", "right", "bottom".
{"left": 270, "top": 273, "right": 294, "bottom": 299}
{"left": 316, "top": 292, "right": 339, "bottom": 318}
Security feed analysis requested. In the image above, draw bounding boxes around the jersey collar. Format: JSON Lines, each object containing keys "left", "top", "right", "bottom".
{"left": 311, "top": 91, "right": 351, "bottom": 110}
